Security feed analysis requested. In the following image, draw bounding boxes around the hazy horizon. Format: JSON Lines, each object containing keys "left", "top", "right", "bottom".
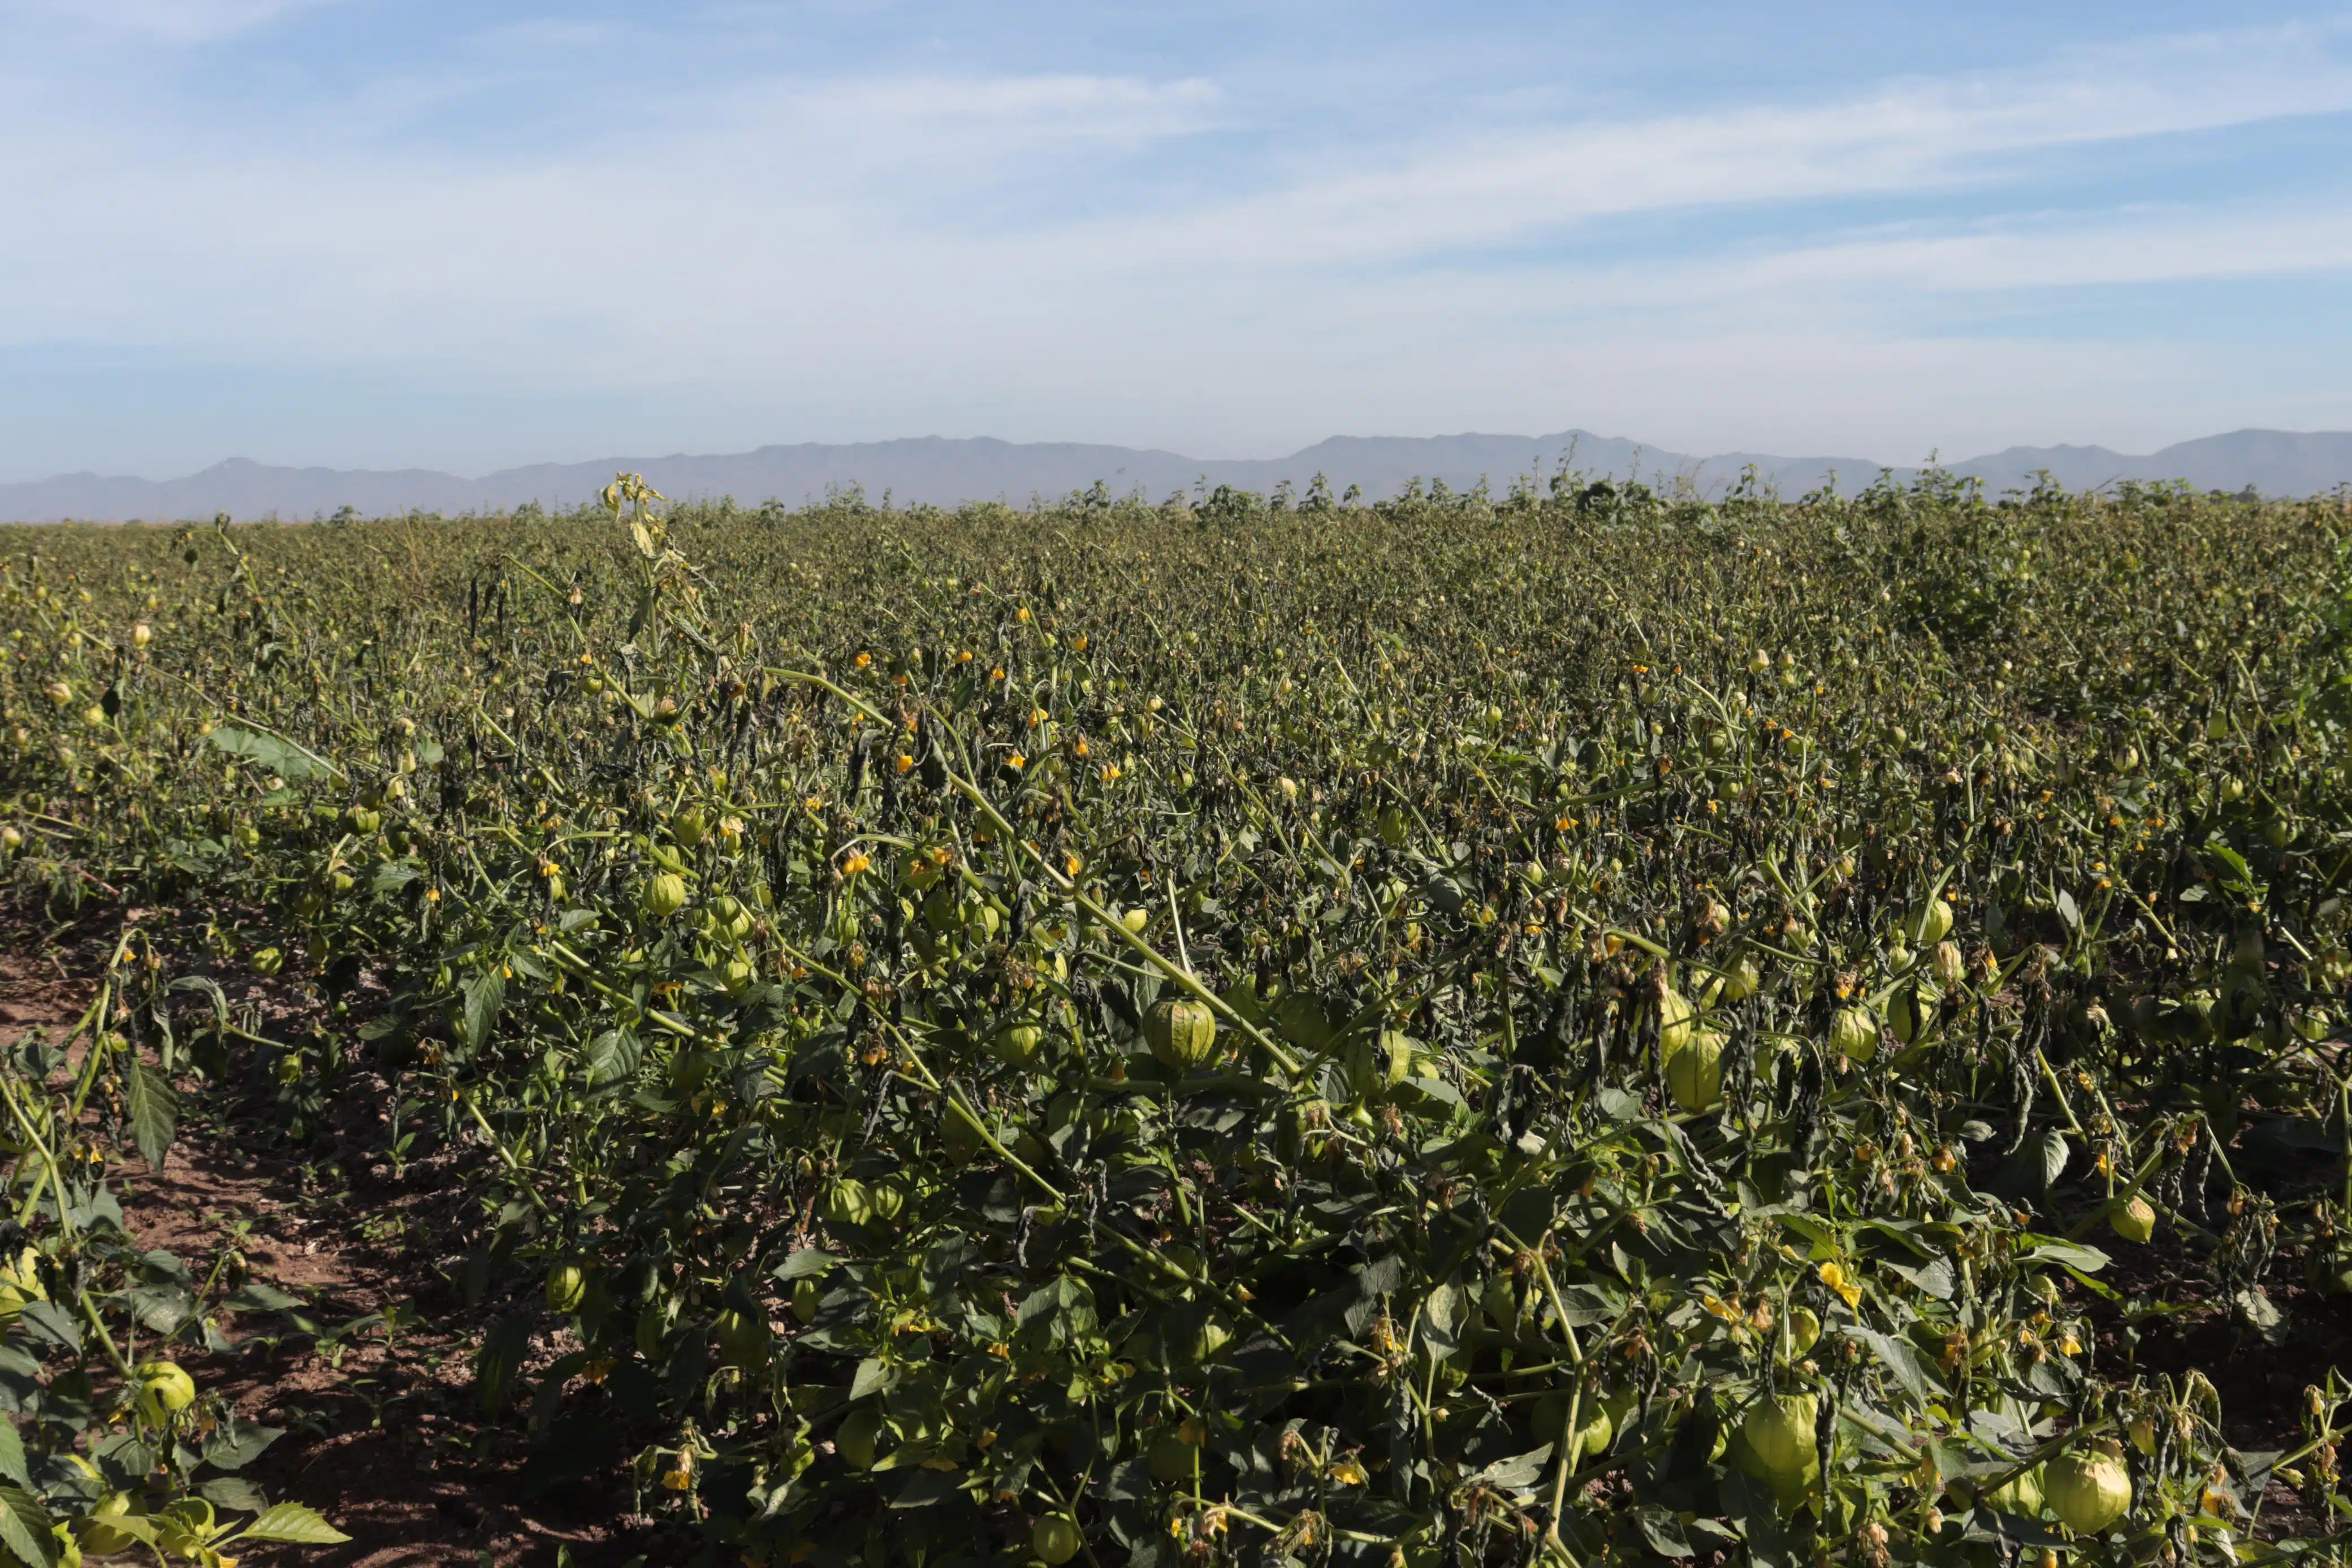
{"left": 8, "top": 425, "right": 2350, "bottom": 523}
{"left": 18, "top": 423, "right": 2352, "bottom": 489}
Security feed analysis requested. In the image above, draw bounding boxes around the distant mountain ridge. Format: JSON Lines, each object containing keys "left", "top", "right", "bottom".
{"left": 4, "top": 427, "right": 2348, "bottom": 522}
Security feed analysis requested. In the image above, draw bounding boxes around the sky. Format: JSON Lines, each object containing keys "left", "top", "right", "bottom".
{"left": 3, "top": 1, "right": 2351, "bottom": 481}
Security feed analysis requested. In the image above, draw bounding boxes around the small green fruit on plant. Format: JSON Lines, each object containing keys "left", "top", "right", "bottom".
{"left": 1276, "top": 993, "right": 1333, "bottom": 1051}
{"left": 133, "top": 1361, "right": 196, "bottom": 1423}
{"left": 153, "top": 1498, "right": 216, "bottom": 1562}
{"left": 714, "top": 1308, "right": 770, "bottom": 1368}
{"left": 1983, "top": 1465, "right": 2046, "bottom": 1518}
{"left": 1665, "top": 1030, "right": 1723, "bottom": 1113}
{"left": 1715, "top": 955, "right": 1760, "bottom": 1003}
{"left": 77, "top": 1492, "right": 142, "bottom": 1556}
{"left": 825, "top": 1180, "right": 874, "bottom": 1226}
{"left": 991, "top": 1022, "right": 1043, "bottom": 1067}
{"left": 2111, "top": 1195, "right": 2156, "bottom": 1243}
{"left": 1831, "top": 1006, "right": 1878, "bottom": 1063}
{"left": 941, "top": 1102, "right": 989, "bottom": 1162}
{"left": 1906, "top": 896, "right": 1953, "bottom": 946}
{"left": 1657, "top": 987, "right": 1695, "bottom": 1055}
{"left": 2044, "top": 1441, "right": 2131, "bottom": 1535}
{"left": 1146, "top": 996, "right": 1219, "bottom": 1071}
{"left": 0, "top": 1246, "right": 45, "bottom": 1322}
{"left": 1534, "top": 1392, "right": 1615, "bottom": 1461}
{"left": 546, "top": 1261, "right": 587, "bottom": 1314}
{"left": 641, "top": 873, "right": 689, "bottom": 920}
{"left": 1032, "top": 1512, "right": 1084, "bottom": 1565}
{"left": 1740, "top": 1393, "right": 1817, "bottom": 1480}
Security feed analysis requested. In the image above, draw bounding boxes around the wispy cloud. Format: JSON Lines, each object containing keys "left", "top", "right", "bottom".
{"left": 10, "top": 0, "right": 339, "bottom": 44}
{"left": 1109, "top": 24, "right": 2352, "bottom": 266}
{"left": 0, "top": 6, "right": 2347, "bottom": 474}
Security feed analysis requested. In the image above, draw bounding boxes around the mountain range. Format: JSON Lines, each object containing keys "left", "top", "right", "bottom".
{"left": 5, "top": 427, "right": 2349, "bottom": 522}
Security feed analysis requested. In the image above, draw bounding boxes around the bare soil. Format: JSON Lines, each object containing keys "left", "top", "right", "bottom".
{"left": 1, "top": 922, "right": 645, "bottom": 1567}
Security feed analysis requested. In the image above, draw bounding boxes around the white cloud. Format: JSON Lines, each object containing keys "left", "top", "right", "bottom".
{"left": 0, "top": 11, "right": 2347, "bottom": 471}
{"left": 1053, "top": 23, "right": 2352, "bottom": 267}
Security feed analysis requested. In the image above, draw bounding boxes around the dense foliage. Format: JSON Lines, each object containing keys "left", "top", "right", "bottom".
{"left": 6, "top": 467, "right": 2352, "bottom": 1565}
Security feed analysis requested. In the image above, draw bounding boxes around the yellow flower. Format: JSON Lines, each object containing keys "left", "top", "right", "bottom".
{"left": 896, "top": 754, "right": 915, "bottom": 774}
{"left": 1818, "top": 1261, "right": 1861, "bottom": 1308}
{"left": 1007, "top": 754, "right": 1026, "bottom": 770}
{"left": 1328, "top": 1457, "right": 1367, "bottom": 1485}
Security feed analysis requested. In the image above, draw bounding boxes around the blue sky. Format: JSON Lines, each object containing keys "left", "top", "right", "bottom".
{"left": 4, "top": 1, "right": 2351, "bottom": 479}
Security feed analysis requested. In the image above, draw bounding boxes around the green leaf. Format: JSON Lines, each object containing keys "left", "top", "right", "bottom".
{"left": 583, "top": 1028, "right": 640, "bottom": 1087}
{"left": 226, "top": 1281, "right": 305, "bottom": 1313}
{"left": 461, "top": 971, "right": 507, "bottom": 1051}
{"left": 1776, "top": 1212, "right": 1841, "bottom": 1257}
{"left": 2021, "top": 1237, "right": 2111, "bottom": 1274}
{"left": 124, "top": 1057, "right": 178, "bottom": 1169}
{"left": 198, "top": 1475, "right": 271, "bottom": 1513}
{"left": 205, "top": 724, "right": 336, "bottom": 781}
{"left": 1638, "top": 1507, "right": 1694, "bottom": 1558}
{"left": 2207, "top": 844, "right": 2253, "bottom": 883}
{"left": 15, "top": 1301, "right": 78, "bottom": 1355}
{"left": 475, "top": 1314, "right": 535, "bottom": 1412}
{"left": 201, "top": 1422, "right": 285, "bottom": 1473}
{"left": 0, "top": 1485, "right": 54, "bottom": 1567}
{"left": 0, "top": 1422, "right": 27, "bottom": 1489}
{"left": 1843, "top": 1326, "right": 1939, "bottom": 1404}
{"left": 775, "top": 1248, "right": 836, "bottom": 1281}
{"left": 850, "top": 1358, "right": 894, "bottom": 1401}
{"left": 1468, "top": 1445, "right": 1552, "bottom": 1495}
{"left": 890, "top": 1467, "right": 958, "bottom": 1509}
{"left": 125, "top": 1283, "right": 193, "bottom": 1335}
{"left": 2037, "top": 1127, "right": 2070, "bottom": 1189}
{"left": 235, "top": 1501, "right": 351, "bottom": 1545}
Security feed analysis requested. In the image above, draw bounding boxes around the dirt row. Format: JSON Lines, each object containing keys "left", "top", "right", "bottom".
{"left": 2, "top": 930, "right": 630, "bottom": 1567}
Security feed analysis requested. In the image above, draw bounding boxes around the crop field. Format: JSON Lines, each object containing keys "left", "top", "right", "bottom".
{"left": 3, "top": 469, "right": 2352, "bottom": 1566}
